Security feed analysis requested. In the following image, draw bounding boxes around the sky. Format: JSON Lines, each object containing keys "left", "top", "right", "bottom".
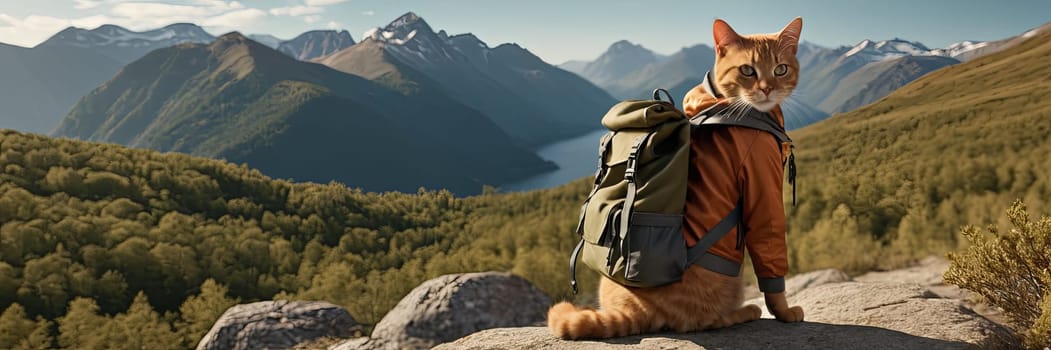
{"left": 0, "top": 0, "right": 1049, "bottom": 64}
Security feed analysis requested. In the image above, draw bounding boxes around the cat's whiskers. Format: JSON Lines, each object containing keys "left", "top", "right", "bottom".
{"left": 726, "top": 98, "right": 752, "bottom": 121}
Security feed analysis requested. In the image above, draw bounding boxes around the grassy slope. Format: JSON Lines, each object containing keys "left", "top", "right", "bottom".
{"left": 786, "top": 31, "right": 1051, "bottom": 271}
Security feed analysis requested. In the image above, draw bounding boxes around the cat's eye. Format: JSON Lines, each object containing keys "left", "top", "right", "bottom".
{"left": 739, "top": 65, "right": 756, "bottom": 77}
{"left": 774, "top": 64, "right": 788, "bottom": 76}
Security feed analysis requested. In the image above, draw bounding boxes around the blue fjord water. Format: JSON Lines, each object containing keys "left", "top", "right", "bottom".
{"left": 499, "top": 129, "right": 608, "bottom": 192}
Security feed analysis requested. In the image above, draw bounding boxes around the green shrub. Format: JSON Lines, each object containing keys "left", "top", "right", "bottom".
{"left": 944, "top": 200, "right": 1051, "bottom": 348}
{"left": 791, "top": 204, "right": 881, "bottom": 274}
{"left": 1031, "top": 295, "right": 1051, "bottom": 349}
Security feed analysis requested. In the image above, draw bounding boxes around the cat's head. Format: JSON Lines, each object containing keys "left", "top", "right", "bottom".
{"left": 711, "top": 17, "right": 802, "bottom": 112}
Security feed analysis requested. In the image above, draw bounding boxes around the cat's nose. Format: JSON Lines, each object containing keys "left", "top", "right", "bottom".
{"left": 760, "top": 87, "right": 772, "bottom": 95}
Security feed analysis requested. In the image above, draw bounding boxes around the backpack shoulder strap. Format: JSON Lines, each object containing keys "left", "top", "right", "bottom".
{"left": 692, "top": 107, "right": 791, "bottom": 144}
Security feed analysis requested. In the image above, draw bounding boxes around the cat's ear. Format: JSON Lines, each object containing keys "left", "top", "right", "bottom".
{"left": 713, "top": 19, "right": 741, "bottom": 57}
{"left": 778, "top": 17, "right": 803, "bottom": 55}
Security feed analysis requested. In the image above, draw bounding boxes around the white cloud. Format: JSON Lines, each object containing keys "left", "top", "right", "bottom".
{"left": 362, "top": 10, "right": 375, "bottom": 16}
{"left": 70, "top": 15, "right": 117, "bottom": 29}
{"left": 0, "top": 1, "right": 270, "bottom": 47}
{"left": 326, "top": 21, "right": 341, "bottom": 30}
{"left": 303, "top": 15, "right": 322, "bottom": 24}
{"left": 268, "top": 5, "right": 323, "bottom": 17}
{"left": 74, "top": 0, "right": 103, "bottom": 9}
{"left": 0, "top": 13, "right": 77, "bottom": 47}
{"left": 73, "top": 0, "right": 134, "bottom": 10}
{"left": 201, "top": 8, "right": 266, "bottom": 29}
{"left": 304, "top": 0, "right": 347, "bottom": 6}
{"left": 111, "top": 1, "right": 244, "bottom": 19}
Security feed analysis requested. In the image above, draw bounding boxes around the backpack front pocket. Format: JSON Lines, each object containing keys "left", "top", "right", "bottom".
{"left": 623, "top": 212, "right": 687, "bottom": 285}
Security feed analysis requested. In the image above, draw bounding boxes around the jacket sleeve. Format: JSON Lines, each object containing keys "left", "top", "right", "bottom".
{"left": 741, "top": 131, "right": 789, "bottom": 293}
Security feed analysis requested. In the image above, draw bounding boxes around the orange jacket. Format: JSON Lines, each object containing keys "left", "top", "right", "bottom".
{"left": 681, "top": 84, "right": 789, "bottom": 293}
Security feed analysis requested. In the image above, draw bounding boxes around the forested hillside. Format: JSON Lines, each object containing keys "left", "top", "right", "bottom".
{"left": 0, "top": 129, "right": 594, "bottom": 348}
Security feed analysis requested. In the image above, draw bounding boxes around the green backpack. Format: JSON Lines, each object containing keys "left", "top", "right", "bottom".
{"left": 569, "top": 86, "right": 792, "bottom": 292}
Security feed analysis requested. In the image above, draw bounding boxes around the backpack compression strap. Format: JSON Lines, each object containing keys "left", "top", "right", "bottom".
{"left": 685, "top": 197, "right": 743, "bottom": 276}
{"left": 570, "top": 133, "right": 613, "bottom": 294}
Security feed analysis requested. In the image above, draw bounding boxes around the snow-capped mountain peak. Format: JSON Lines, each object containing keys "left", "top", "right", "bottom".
{"left": 926, "top": 40, "right": 989, "bottom": 58}
{"left": 363, "top": 12, "right": 437, "bottom": 46}
{"left": 39, "top": 23, "right": 215, "bottom": 49}
{"left": 843, "top": 38, "right": 930, "bottom": 61}
{"left": 361, "top": 12, "right": 472, "bottom": 67}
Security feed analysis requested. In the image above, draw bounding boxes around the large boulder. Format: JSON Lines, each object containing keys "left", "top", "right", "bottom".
{"left": 342, "top": 272, "right": 551, "bottom": 350}
{"left": 196, "top": 300, "right": 361, "bottom": 350}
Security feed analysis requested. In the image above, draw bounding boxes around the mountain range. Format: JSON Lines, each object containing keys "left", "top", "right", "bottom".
{"left": 562, "top": 22, "right": 1051, "bottom": 123}
{"left": 51, "top": 32, "right": 554, "bottom": 194}
{"left": 317, "top": 12, "right": 613, "bottom": 147}
{"left": 0, "top": 24, "right": 216, "bottom": 134}
{"left": 47, "top": 13, "right": 615, "bottom": 194}
{"left": 277, "top": 30, "right": 356, "bottom": 61}
{"left": 559, "top": 41, "right": 831, "bottom": 128}
{"left": 0, "top": 24, "right": 356, "bottom": 134}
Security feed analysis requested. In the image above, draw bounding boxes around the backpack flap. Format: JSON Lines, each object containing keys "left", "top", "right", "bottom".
{"left": 601, "top": 100, "right": 683, "bottom": 130}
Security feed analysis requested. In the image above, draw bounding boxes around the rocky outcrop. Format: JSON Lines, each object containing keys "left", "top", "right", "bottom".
{"left": 742, "top": 268, "right": 851, "bottom": 300}
{"left": 434, "top": 324, "right": 978, "bottom": 350}
{"left": 336, "top": 272, "right": 551, "bottom": 350}
{"left": 743, "top": 282, "right": 1007, "bottom": 344}
{"left": 855, "top": 256, "right": 1005, "bottom": 324}
{"left": 436, "top": 258, "right": 1012, "bottom": 349}
{"left": 196, "top": 300, "right": 361, "bottom": 350}
{"left": 782, "top": 268, "right": 852, "bottom": 297}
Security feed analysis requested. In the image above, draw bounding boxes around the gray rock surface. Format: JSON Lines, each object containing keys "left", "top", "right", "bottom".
{"left": 855, "top": 256, "right": 1005, "bottom": 324}
{"left": 747, "top": 282, "right": 1009, "bottom": 344}
{"left": 742, "top": 268, "right": 851, "bottom": 300}
{"left": 338, "top": 272, "right": 551, "bottom": 350}
{"left": 435, "top": 259, "right": 1011, "bottom": 349}
{"left": 432, "top": 324, "right": 976, "bottom": 350}
{"left": 196, "top": 300, "right": 361, "bottom": 350}
{"left": 783, "top": 268, "right": 852, "bottom": 297}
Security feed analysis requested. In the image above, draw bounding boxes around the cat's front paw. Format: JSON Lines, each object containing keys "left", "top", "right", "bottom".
{"left": 773, "top": 305, "right": 804, "bottom": 323}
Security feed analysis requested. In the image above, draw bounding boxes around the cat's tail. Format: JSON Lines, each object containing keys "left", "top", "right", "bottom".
{"left": 546, "top": 301, "right": 642, "bottom": 340}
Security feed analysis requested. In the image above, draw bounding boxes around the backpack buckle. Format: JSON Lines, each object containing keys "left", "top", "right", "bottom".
{"left": 624, "top": 136, "right": 645, "bottom": 182}
{"left": 624, "top": 167, "right": 636, "bottom": 182}
{"left": 625, "top": 153, "right": 639, "bottom": 182}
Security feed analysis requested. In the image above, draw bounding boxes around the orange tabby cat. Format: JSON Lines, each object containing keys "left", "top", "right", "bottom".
{"left": 548, "top": 17, "right": 805, "bottom": 340}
